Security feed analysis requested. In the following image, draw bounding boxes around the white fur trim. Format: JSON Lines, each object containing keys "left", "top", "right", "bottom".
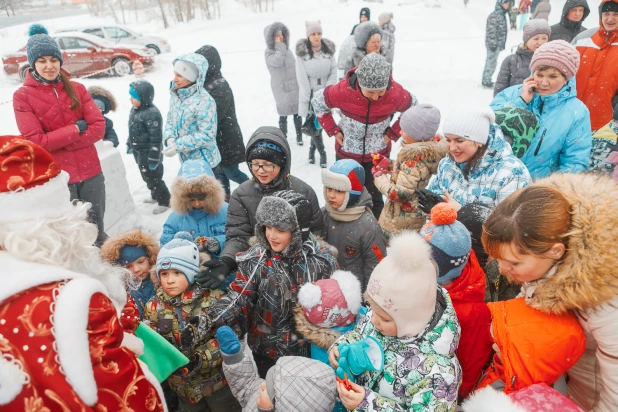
{"left": 0, "top": 172, "right": 72, "bottom": 224}
{"left": 462, "top": 387, "right": 526, "bottom": 412}
{"left": 321, "top": 169, "right": 352, "bottom": 192}
{"left": 323, "top": 186, "right": 350, "bottom": 212}
{"left": 137, "top": 360, "right": 169, "bottom": 412}
{"left": 298, "top": 282, "right": 322, "bottom": 310}
{"left": 331, "top": 270, "right": 362, "bottom": 314}
{"left": 122, "top": 332, "right": 145, "bottom": 356}
{"left": 0, "top": 354, "right": 29, "bottom": 405}
{"left": 388, "top": 231, "right": 433, "bottom": 273}
{"left": 365, "top": 337, "right": 384, "bottom": 370}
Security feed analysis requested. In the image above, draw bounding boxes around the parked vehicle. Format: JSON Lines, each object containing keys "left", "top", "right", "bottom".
{"left": 56, "top": 25, "right": 171, "bottom": 54}
{"left": 2, "top": 31, "right": 154, "bottom": 80}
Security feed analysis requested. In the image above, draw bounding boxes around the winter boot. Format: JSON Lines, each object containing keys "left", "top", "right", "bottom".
{"left": 279, "top": 116, "right": 288, "bottom": 138}
{"left": 308, "top": 141, "right": 316, "bottom": 164}
{"left": 293, "top": 114, "right": 303, "bottom": 146}
{"left": 313, "top": 132, "right": 327, "bottom": 168}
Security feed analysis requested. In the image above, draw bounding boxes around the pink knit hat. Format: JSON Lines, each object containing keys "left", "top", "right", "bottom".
{"left": 529, "top": 40, "right": 580, "bottom": 81}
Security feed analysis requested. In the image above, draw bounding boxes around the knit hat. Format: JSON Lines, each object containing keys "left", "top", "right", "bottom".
{"left": 306, "top": 20, "right": 322, "bottom": 37}
{"left": 173, "top": 59, "right": 199, "bottom": 83}
{"left": 420, "top": 203, "right": 472, "bottom": 285}
{"left": 400, "top": 104, "right": 441, "bottom": 141}
{"left": 359, "top": 7, "right": 370, "bottom": 20}
{"left": 0, "top": 136, "right": 71, "bottom": 225}
{"left": 118, "top": 245, "right": 148, "bottom": 266}
{"left": 366, "top": 232, "right": 437, "bottom": 337}
{"left": 378, "top": 12, "right": 393, "bottom": 26}
{"left": 356, "top": 53, "right": 390, "bottom": 91}
{"left": 129, "top": 85, "right": 141, "bottom": 101}
{"left": 298, "top": 270, "right": 362, "bottom": 328}
{"left": 156, "top": 232, "right": 200, "bottom": 285}
{"left": 26, "top": 24, "right": 63, "bottom": 68}
{"left": 354, "top": 21, "right": 382, "bottom": 49}
{"left": 495, "top": 107, "right": 540, "bottom": 158}
{"left": 602, "top": 1, "right": 618, "bottom": 13}
{"left": 522, "top": 19, "right": 551, "bottom": 43}
{"left": 321, "top": 159, "right": 365, "bottom": 211}
{"left": 247, "top": 140, "right": 287, "bottom": 168}
{"left": 529, "top": 40, "right": 580, "bottom": 81}
{"left": 442, "top": 105, "right": 495, "bottom": 145}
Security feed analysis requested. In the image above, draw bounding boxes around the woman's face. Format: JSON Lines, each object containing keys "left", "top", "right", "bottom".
{"left": 365, "top": 33, "right": 381, "bottom": 53}
{"left": 445, "top": 134, "right": 481, "bottom": 163}
{"left": 525, "top": 34, "right": 549, "bottom": 52}
{"left": 309, "top": 33, "right": 322, "bottom": 46}
{"left": 34, "top": 56, "right": 60, "bottom": 81}
{"left": 533, "top": 68, "right": 567, "bottom": 96}
{"left": 173, "top": 72, "right": 192, "bottom": 89}
{"left": 495, "top": 242, "right": 564, "bottom": 283}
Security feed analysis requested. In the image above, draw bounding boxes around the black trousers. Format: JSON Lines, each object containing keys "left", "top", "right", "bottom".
{"left": 68, "top": 172, "right": 108, "bottom": 244}
{"left": 133, "top": 151, "right": 171, "bottom": 206}
{"left": 336, "top": 155, "right": 384, "bottom": 218}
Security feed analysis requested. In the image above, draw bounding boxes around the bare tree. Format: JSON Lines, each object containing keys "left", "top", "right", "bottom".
{"left": 158, "top": 0, "right": 169, "bottom": 28}
{"left": 117, "top": 0, "right": 127, "bottom": 24}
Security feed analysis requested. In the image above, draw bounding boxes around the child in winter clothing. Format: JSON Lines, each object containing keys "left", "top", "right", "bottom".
{"left": 378, "top": 12, "right": 396, "bottom": 64}
{"left": 519, "top": 0, "right": 532, "bottom": 29}
{"left": 129, "top": 80, "right": 171, "bottom": 213}
{"left": 216, "top": 326, "right": 338, "bottom": 412}
{"left": 144, "top": 232, "right": 242, "bottom": 411}
{"left": 373, "top": 104, "right": 448, "bottom": 238}
{"left": 494, "top": 19, "right": 551, "bottom": 96}
{"left": 161, "top": 160, "right": 227, "bottom": 258}
{"left": 509, "top": 6, "right": 519, "bottom": 30}
{"left": 101, "top": 228, "right": 160, "bottom": 318}
{"left": 420, "top": 203, "right": 492, "bottom": 400}
{"left": 88, "top": 85, "right": 119, "bottom": 147}
{"left": 163, "top": 53, "right": 221, "bottom": 168}
{"left": 589, "top": 103, "right": 618, "bottom": 176}
{"left": 329, "top": 232, "right": 462, "bottom": 411}
{"left": 483, "top": 0, "right": 511, "bottom": 88}
{"left": 321, "top": 159, "right": 387, "bottom": 291}
{"left": 351, "top": 7, "right": 371, "bottom": 35}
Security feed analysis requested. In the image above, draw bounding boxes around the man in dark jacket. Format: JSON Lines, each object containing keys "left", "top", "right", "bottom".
{"left": 550, "top": 0, "right": 590, "bottom": 42}
{"left": 128, "top": 80, "right": 170, "bottom": 214}
{"left": 195, "top": 126, "right": 324, "bottom": 289}
{"left": 195, "top": 45, "right": 248, "bottom": 199}
{"left": 483, "top": 0, "right": 512, "bottom": 88}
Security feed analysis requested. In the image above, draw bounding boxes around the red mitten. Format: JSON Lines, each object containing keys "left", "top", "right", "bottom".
{"left": 372, "top": 154, "right": 390, "bottom": 178}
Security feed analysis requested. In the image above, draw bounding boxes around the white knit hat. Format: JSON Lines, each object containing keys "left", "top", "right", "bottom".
{"left": 442, "top": 105, "right": 496, "bottom": 145}
{"left": 173, "top": 60, "right": 199, "bottom": 83}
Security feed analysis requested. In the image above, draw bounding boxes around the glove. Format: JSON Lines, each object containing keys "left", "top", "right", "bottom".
{"left": 195, "top": 256, "right": 235, "bottom": 289}
{"left": 162, "top": 141, "right": 177, "bottom": 157}
{"left": 180, "top": 314, "right": 212, "bottom": 350}
{"left": 148, "top": 146, "right": 161, "bottom": 171}
{"left": 336, "top": 337, "right": 384, "bottom": 383}
{"left": 75, "top": 120, "right": 88, "bottom": 134}
{"left": 195, "top": 237, "right": 221, "bottom": 254}
{"left": 415, "top": 188, "right": 445, "bottom": 214}
{"left": 371, "top": 153, "right": 390, "bottom": 178}
{"left": 216, "top": 326, "right": 241, "bottom": 355}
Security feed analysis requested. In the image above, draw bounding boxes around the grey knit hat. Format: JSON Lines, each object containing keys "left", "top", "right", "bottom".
{"left": 306, "top": 20, "right": 322, "bottom": 37}
{"left": 26, "top": 24, "right": 63, "bottom": 68}
{"left": 400, "top": 104, "right": 441, "bottom": 141}
{"left": 354, "top": 21, "right": 382, "bottom": 49}
{"left": 356, "top": 53, "right": 390, "bottom": 91}
{"left": 523, "top": 19, "right": 551, "bottom": 43}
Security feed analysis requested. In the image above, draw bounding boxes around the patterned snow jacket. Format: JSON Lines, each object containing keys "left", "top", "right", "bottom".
{"left": 486, "top": 0, "right": 509, "bottom": 51}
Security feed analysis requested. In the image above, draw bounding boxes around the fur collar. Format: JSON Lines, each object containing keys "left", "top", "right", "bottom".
{"left": 87, "top": 85, "right": 117, "bottom": 113}
{"left": 170, "top": 174, "right": 225, "bottom": 215}
{"left": 100, "top": 228, "right": 160, "bottom": 267}
{"left": 397, "top": 140, "right": 448, "bottom": 162}
{"left": 295, "top": 38, "right": 336, "bottom": 58}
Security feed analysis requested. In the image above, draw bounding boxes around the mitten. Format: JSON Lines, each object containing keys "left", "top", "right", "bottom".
{"left": 195, "top": 256, "right": 236, "bottom": 290}
{"left": 195, "top": 237, "right": 221, "bottom": 254}
{"left": 415, "top": 188, "right": 445, "bottom": 214}
{"left": 75, "top": 120, "right": 88, "bottom": 134}
{"left": 336, "top": 337, "right": 384, "bottom": 383}
{"left": 215, "top": 326, "right": 241, "bottom": 355}
{"left": 162, "top": 140, "right": 177, "bottom": 157}
{"left": 180, "top": 314, "right": 212, "bottom": 350}
{"left": 372, "top": 153, "right": 390, "bottom": 178}
{"left": 148, "top": 146, "right": 161, "bottom": 171}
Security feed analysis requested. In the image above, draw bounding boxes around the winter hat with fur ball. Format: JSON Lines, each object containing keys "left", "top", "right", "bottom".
{"left": 400, "top": 104, "right": 441, "bottom": 142}
{"left": 366, "top": 232, "right": 437, "bottom": 337}
{"left": 522, "top": 19, "right": 551, "bottom": 44}
{"left": 27, "top": 24, "right": 63, "bottom": 68}
{"left": 442, "top": 105, "right": 495, "bottom": 145}
{"left": 298, "top": 270, "right": 362, "bottom": 328}
{"left": 321, "top": 159, "right": 365, "bottom": 211}
{"left": 356, "top": 53, "right": 390, "bottom": 91}
{"left": 529, "top": 40, "right": 580, "bottom": 81}
{"left": 156, "top": 232, "right": 200, "bottom": 285}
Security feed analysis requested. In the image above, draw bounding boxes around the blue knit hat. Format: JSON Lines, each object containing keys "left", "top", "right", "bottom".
{"left": 118, "top": 245, "right": 148, "bottom": 266}
{"left": 129, "top": 85, "right": 141, "bottom": 101}
{"left": 321, "top": 159, "right": 365, "bottom": 211}
{"left": 156, "top": 232, "right": 200, "bottom": 285}
{"left": 420, "top": 203, "right": 471, "bottom": 285}
{"left": 26, "top": 24, "right": 63, "bottom": 68}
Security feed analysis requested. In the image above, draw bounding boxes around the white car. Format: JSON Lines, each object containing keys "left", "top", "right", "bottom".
{"left": 56, "top": 25, "right": 171, "bottom": 54}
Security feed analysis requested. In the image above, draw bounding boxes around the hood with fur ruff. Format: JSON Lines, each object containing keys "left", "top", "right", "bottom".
{"left": 295, "top": 38, "right": 336, "bottom": 58}
{"left": 88, "top": 85, "right": 117, "bottom": 114}
{"left": 170, "top": 161, "right": 225, "bottom": 216}
{"left": 101, "top": 229, "right": 159, "bottom": 267}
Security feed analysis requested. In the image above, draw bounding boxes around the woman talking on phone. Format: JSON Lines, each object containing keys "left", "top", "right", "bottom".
{"left": 491, "top": 40, "right": 591, "bottom": 180}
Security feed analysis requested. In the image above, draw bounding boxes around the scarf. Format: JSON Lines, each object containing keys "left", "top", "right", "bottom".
{"left": 324, "top": 202, "right": 368, "bottom": 222}
{"left": 31, "top": 70, "right": 61, "bottom": 85}
{"left": 311, "top": 42, "right": 322, "bottom": 56}
{"left": 520, "top": 265, "right": 558, "bottom": 302}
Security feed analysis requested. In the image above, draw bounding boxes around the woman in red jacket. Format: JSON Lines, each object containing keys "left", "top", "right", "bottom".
{"left": 13, "top": 25, "right": 107, "bottom": 244}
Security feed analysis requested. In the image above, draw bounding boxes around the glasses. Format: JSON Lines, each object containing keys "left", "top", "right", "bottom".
{"left": 249, "top": 163, "right": 277, "bottom": 173}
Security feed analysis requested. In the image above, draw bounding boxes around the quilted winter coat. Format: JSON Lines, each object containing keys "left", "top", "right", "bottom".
{"left": 486, "top": 0, "right": 509, "bottom": 51}
{"left": 295, "top": 38, "right": 337, "bottom": 117}
{"left": 493, "top": 47, "right": 533, "bottom": 96}
{"left": 264, "top": 22, "right": 299, "bottom": 116}
{"left": 13, "top": 70, "right": 105, "bottom": 184}
{"left": 549, "top": 0, "right": 590, "bottom": 42}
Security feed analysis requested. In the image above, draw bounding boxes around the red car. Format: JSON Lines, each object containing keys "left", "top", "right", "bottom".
{"left": 2, "top": 31, "right": 154, "bottom": 80}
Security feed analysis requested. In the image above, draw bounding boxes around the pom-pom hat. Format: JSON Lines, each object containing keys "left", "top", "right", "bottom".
{"left": 321, "top": 159, "right": 365, "bottom": 211}
{"left": 26, "top": 24, "right": 63, "bottom": 68}
{"left": 156, "top": 232, "right": 201, "bottom": 285}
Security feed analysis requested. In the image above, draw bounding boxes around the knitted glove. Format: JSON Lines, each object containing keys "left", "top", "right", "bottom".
{"left": 215, "top": 326, "right": 241, "bottom": 355}
{"left": 195, "top": 256, "right": 236, "bottom": 290}
{"left": 180, "top": 314, "right": 212, "bottom": 350}
{"left": 75, "top": 120, "right": 88, "bottom": 134}
{"left": 148, "top": 146, "right": 161, "bottom": 171}
{"left": 336, "top": 337, "right": 384, "bottom": 383}
{"left": 415, "top": 188, "right": 445, "bottom": 215}
{"left": 162, "top": 141, "right": 177, "bottom": 157}
{"left": 372, "top": 153, "right": 390, "bottom": 178}
{"left": 195, "top": 237, "right": 221, "bottom": 254}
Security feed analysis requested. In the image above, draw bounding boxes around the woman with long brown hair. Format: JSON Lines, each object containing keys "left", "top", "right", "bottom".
{"left": 13, "top": 24, "right": 107, "bottom": 244}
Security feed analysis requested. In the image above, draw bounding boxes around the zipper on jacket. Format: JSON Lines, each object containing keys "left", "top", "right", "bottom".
{"left": 539, "top": 99, "right": 544, "bottom": 115}
{"left": 176, "top": 307, "right": 185, "bottom": 329}
{"left": 534, "top": 129, "right": 547, "bottom": 156}
{"left": 362, "top": 100, "right": 371, "bottom": 163}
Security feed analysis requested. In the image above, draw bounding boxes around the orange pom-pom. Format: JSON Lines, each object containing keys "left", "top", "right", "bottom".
{"left": 430, "top": 202, "right": 457, "bottom": 225}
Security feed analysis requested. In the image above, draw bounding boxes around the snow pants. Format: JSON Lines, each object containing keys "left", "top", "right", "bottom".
{"left": 482, "top": 48, "right": 501, "bottom": 86}
{"left": 68, "top": 173, "right": 107, "bottom": 245}
{"left": 133, "top": 150, "right": 171, "bottom": 207}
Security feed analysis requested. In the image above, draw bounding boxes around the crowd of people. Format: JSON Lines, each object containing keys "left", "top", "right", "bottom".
{"left": 1, "top": 1, "right": 618, "bottom": 411}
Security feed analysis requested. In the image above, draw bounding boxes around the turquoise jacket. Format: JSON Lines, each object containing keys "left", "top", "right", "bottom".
{"left": 161, "top": 204, "right": 227, "bottom": 255}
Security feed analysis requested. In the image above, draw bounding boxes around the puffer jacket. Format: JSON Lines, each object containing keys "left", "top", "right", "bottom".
{"left": 380, "top": 20, "right": 396, "bottom": 64}
{"left": 426, "top": 125, "right": 531, "bottom": 208}
{"left": 486, "top": 0, "right": 509, "bottom": 51}
{"left": 520, "top": 173, "right": 618, "bottom": 411}
{"left": 532, "top": 0, "right": 551, "bottom": 20}
{"left": 196, "top": 45, "right": 246, "bottom": 168}
{"left": 295, "top": 38, "right": 337, "bottom": 117}
{"left": 337, "top": 35, "right": 357, "bottom": 72}
{"left": 332, "top": 288, "right": 462, "bottom": 411}
{"left": 494, "top": 47, "right": 533, "bottom": 96}
{"left": 375, "top": 140, "right": 448, "bottom": 238}
{"left": 574, "top": 0, "right": 618, "bottom": 131}
{"left": 163, "top": 53, "right": 221, "bottom": 168}
{"left": 161, "top": 207, "right": 227, "bottom": 251}
{"left": 221, "top": 127, "right": 324, "bottom": 262}
{"left": 322, "top": 189, "right": 387, "bottom": 292}
{"left": 549, "top": 0, "right": 590, "bottom": 42}
{"left": 264, "top": 22, "right": 299, "bottom": 116}
{"left": 13, "top": 70, "right": 105, "bottom": 184}
{"left": 312, "top": 68, "right": 414, "bottom": 163}
{"left": 128, "top": 80, "right": 163, "bottom": 165}
{"left": 491, "top": 77, "right": 592, "bottom": 180}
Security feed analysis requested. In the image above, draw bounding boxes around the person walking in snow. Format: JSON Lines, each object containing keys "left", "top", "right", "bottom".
{"left": 13, "top": 24, "right": 108, "bottom": 245}
{"left": 379, "top": 12, "right": 396, "bottom": 64}
{"left": 519, "top": 0, "right": 532, "bottom": 29}
{"left": 195, "top": 45, "right": 249, "bottom": 199}
{"left": 88, "top": 85, "right": 119, "bottom": 147}
{"left": 351, "top": 7, "right": 371, "bottom": 35}
{"left": 264, "top": 22, "right": 302, "bottom": 144}
{"left": 344, "top": 21, "right": 383, "bottom": 74}
{"left": 482, "top": 0, "right": 512, "bottom": 88}
{"left": 532, "top": 0, "right": 551, "bottom": 20}
{"left": 162, "top": 53, "right": 221, "bottom": 168}
{"left": 295, "top": 20, "right": 337, "bottom": 168}
{"left": 550, "top": 0, "right": 590, "bottom": 41}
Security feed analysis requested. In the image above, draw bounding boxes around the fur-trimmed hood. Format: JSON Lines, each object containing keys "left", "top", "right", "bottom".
{"left": 264, "top": 22, "right": 290, "bottom": 50}
{"left": 295, "top": 38, "right": 336, "bottom": 58}
{"left": 101, "top": 229, "right": 160, "bottom": 267}
{"left": 293, "top": 304, "right": 343, "bottom": 349}
{"left": 88, "top": 85, "right": 117, "bottom": 114}
{"left": 170, "top": 159, "right": 225, "bottom": 215}
{"left": 527, "top": 173, "right": 618, "bottom": 314}
{"left": 397, "top": 140, "right": 448, "bottom": 162}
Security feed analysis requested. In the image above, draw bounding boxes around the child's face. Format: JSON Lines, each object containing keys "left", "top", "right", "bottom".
{"left": 265, "top": 225, "right": 293, "bottom": 253}
{"left": 191, "top": 199, "right": 205, "bottom": 209}
{"left": 124, "top": 256, "right": 151, "bottom": 281}
{"left": 369, "top": 300, "right": 398, "bottom": 337}
{"left": 400, "top": 130, "right": 417, "bottom": 144}
{"left": 130, "top": 97, "right": 141, "bottom": 108}
{"left": 325, "top": 187, "right": 347, "bottom": 210}
{"left": 495, "top": 242, "right": 564, "bottom": 283}
{"left": 160, "top": 269, "right": 189, "bottom": 297}
{"left": 249, "top": 160, "right": 281, "bottom": 185}
{"left": 174, "top": 72, "right": 192, "bottom": 89}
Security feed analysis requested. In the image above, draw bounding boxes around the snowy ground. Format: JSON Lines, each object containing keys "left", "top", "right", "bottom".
{"left": 0, "top": 0, "right": 574, "bottom": 237}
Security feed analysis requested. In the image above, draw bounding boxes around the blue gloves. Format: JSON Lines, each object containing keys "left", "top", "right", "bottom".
{"left": 148, "top": 146, "right": 161, "bottom": 171}
{"left": 75, "top": 120, "right": 88, "bottom": 134}
{"left": 336, "top": 337, "right": 384, "bottom": 383}
{"left": 216, "top": 326, "right": 241, "bottom": 355}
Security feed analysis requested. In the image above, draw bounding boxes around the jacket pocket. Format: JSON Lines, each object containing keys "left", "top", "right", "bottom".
{"left": 283, "top": 78, "right": 297, "bottom": 93}
{"left": 212, "top": 224, "right": 225, "bottom": 236}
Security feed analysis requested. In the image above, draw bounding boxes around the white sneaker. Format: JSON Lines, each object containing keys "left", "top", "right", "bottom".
{"left": 143, "top": 198, "right": 157, "bottom": 204}
{"left": 153, "top": 205, "right": 169, "bottom": 215}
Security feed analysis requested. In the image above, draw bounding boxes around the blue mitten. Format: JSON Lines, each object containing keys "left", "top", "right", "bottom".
{"left": 336, "top": 337, "right": 384, "bottom": 382}
{"left": 216, "top": 326, "right": 240, "bottom": 355}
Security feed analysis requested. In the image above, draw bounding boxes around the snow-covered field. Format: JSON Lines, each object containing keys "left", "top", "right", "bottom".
{"left": 0, "top": 0, "right": 572, "bottom": 237}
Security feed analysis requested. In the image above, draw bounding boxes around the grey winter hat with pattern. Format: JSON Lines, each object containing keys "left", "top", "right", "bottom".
{"left": 26, "top": 24, "right": 63, "bottom": 68}
{"left": 522, "top": 19, "right": 551, "bottom": 43}
{"left": 400, "top": 104, "right": 441, "bottom": 141}
{"left": 356, "top": 53, "right": 390, "bottom": 91}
